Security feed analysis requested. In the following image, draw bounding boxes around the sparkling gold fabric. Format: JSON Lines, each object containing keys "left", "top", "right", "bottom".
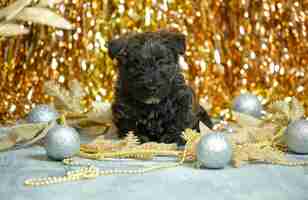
{"left": 0, "top": 0, "right": 307, "bottom": 122}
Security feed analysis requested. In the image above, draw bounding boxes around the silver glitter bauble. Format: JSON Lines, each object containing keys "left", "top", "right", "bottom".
{"left": 45, "top": 125, "right": 80, "bottom": 161}
{"left": 285, "top": 119, "right": 308, "bottom": 154}
{"left": 26, "top": 105, "right": 59, "bottom": 123}
{"left": 232, "top": 93, "right": 263, "bottom": 118}
{"left": 196, "top": 133, "right": 232, "bottom": 169}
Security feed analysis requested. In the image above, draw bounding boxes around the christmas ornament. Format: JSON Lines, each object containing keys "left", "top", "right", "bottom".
{"left": 196, "top": 133, "right": 232, "bottom": 169}
{"left": 45, "top": 125, "right": 80, "bottom": 160}
{"left": 26, "top": 105, "right": 59, "bottom": 123}
{"left": 285, "top": 120, "right": 308, "bottom": 154}
{"left": 232, "top": 93, "right": 263, "bottom": 118}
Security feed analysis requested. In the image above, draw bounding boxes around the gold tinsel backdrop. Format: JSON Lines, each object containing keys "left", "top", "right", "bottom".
{"left": 1, "top": 0, "right": 308, "bottom": 123}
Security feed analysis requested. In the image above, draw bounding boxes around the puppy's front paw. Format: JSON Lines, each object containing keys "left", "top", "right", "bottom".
{"left": 159, "top": 128, "right": 185, "bottom": 145}
{"left": 174, "top": 88, "right": 196, "bottom": 128}
{"left": 175, "top": 88, "right": 194, "bottom": 108}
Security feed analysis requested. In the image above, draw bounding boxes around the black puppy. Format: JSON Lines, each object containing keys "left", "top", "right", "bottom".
{"left": 108, "top": 30, "right": 213, "bottom": 144}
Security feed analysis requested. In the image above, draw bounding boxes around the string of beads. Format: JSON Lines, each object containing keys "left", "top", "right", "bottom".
{"left": 24, "top": 157, "right": 181, "bottom": 187}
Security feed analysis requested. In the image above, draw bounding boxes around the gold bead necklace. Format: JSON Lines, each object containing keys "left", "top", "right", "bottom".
{"left": 24, "top": 137, "right": 191, "bottom": 187}
{"left": 24, "top": 157, "right": 181, "bottom": 187}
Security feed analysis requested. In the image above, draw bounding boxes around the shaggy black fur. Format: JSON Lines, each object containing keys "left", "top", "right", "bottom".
{"left": 108, "top": 30, "right": 213, "bottom": 145}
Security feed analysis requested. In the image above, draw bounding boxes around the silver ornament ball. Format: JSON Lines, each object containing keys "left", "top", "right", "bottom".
{"left": 285, "top": 119, "right": 308, "bottom": 154}
{"left": 196, "top": 133, "right": 232, "bottom": 169}
{"left": 232, "top": 93, "right": 263, "bottom": 118}
{"left": 27, "top": 104, "right": 59, "bottom": 123}
{"left": 45, "top": 125, "right": 80, "bottom": 161}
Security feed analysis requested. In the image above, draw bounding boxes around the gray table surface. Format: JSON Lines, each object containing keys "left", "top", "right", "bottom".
{"left": 0, "top": 132, "right": 308, "bottom": 200}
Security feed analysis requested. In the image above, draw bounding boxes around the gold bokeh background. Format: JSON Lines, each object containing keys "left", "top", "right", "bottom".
{"left": 1, "top": 0, "right": 308, "bottom": 123}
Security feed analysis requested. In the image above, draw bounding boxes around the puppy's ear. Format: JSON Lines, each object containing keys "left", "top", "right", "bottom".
{"left": 107, "top": 37, "right": 127, "bottom": 59}
{"left": 160, "top": 31, "right": 186, "bottom": 55}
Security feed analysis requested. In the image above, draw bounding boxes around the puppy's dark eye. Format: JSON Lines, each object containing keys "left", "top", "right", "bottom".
{"left": 133, "top": 58, "right": 143, "bottom": 66}
{"left": 127, "top": 66, "right": 144, "bottom": 77}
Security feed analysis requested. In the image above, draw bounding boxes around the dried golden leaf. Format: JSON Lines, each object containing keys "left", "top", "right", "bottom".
{"left": 289, "top": 97, "right": 304, "bottom": 122}
{"left": 68, "top": 79, "right": 86, "bottom": 100}
{"left": 227, "top": 120, "right": 278, "bottom": 145}
{"left": 16, "top": 121, "right": 55, "bottom": 148}
{"left": 15, "top": 7, "right": 73, "bottom": 30}
{"left": 226, "top": 126, "right": 251, "bottom": 145}
{"left": 66, "top": 101, "right": 112, "bottom": 135}
{"left": 45, "top": 80, "right": 112, "bottom": 136}
{"left": 266, "top": 97, "right": 304, "bottom": 125}
{"left": 76, "top": 125, "right": 109, "bottom": 136}
{"left": 0, "top": 122, "right": 48, "bottom": 151}
{"left": 251, "top": 123, "right": 278, "bottom": 142}
{"left": 231, "top": 140, "right": 295, "bottom": 167}
{"left": 44, "top": 80, "right": 71, "bottom": 110}
{"left": 8, "top": 123, "right": 47, "bottom": 142}
{"left": 232, "top": 111, "right": 262, "bottom": 127}
{"left": 271, "top": 126, "right": 287, "bottom": 145}
{"left": 44, "top": 80, "right": 83, "bottom": 113}
{"left": 232, "top": 146, "right": 250, "bottom": 167}
{"left": 182, "top": 128, "right": 201, "bottom": 142}
{"left": 268, "top": 99, "right": 289, "bottom": 115}
{"left": 86, "top": 101, "right": 113, "bottom": 124}
{"left": 180, "top": 128, "right": 202, "bottom": 161}
{"left": 0, "top": 23, "right": 29, "bottom": 37}
{"left": 38, "top": 0, "right": 63, "bottom": 7}
{"left": 265, "top": 112, "right": 289, "bottom": 126}
{"left": 0, "top": 0, "right": 31, "bottom": 20}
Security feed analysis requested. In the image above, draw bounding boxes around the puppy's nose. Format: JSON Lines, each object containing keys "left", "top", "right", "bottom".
{"left": 147, "top": 85, "right": 158, "bottom": 93}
